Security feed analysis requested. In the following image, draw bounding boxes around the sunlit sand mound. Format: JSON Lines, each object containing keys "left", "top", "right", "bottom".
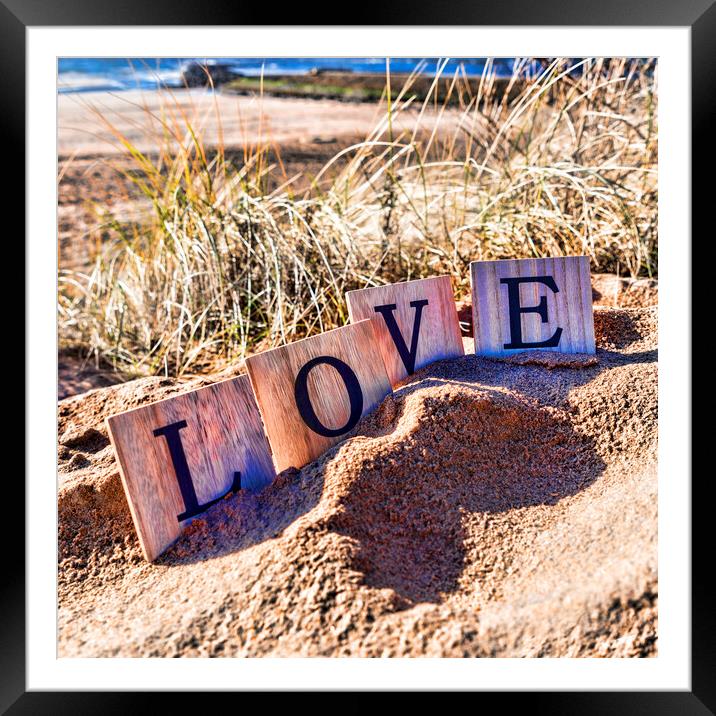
{"left": 591, "top": 273, "right": 658, "bottom": 308}
{"left": 58, "top": 307, "right": 657, "bottom": 657}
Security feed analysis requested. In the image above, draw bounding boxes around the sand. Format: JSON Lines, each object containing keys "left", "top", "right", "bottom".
{"left": 58, "top": 89, "right": 462, "bottom": 157}
{"left": 57, "top": 306, "right": 657, "bottom": 657}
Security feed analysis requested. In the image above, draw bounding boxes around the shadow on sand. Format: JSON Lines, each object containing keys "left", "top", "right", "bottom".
{"left": 160, "top": 310, "right": 656, "bottom": 606}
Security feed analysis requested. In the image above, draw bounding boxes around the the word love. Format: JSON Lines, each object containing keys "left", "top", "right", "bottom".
{"left": 106, "top": 257, "right": 595, "bottom": 560}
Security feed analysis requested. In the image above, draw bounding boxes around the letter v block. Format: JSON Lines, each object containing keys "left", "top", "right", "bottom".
{"left": 246, "top": 320, "right": 392, "bottom": 472}
{"left": 106, "top": 375, "right": 275, "bottom": 561}
{"left": 346, "top": 275, "right": 464, "bottom": 386}
{"left": 470, "top": 256, "right": 595, "bottom": 357}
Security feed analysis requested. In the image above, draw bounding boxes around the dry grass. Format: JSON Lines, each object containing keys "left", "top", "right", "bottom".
{"left": 58, "top": 57, "right": 657, "bottom": 377}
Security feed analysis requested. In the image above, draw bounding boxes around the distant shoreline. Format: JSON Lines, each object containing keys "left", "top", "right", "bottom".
{"left": 57, "top": 57, "right": 520, "bottom": 94}
{"left": 220, "top": 72, "right": 521, "bottom": 104}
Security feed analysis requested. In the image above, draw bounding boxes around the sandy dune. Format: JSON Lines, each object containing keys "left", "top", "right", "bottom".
{"left": 58, "top": 307, "right": 657, "bottom": 657}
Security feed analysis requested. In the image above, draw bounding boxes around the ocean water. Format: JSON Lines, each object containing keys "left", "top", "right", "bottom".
{"left": 57, "top": 57, "right": 520, "bottom": 93}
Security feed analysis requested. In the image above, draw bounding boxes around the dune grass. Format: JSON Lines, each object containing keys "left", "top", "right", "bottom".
{"left": 58, "top": 57, "right": 657, "bottom": 377}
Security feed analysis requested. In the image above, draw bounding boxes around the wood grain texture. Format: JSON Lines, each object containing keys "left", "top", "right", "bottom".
{"left": 346, "top": 275, "right": 464, "bottom": 386}
{"left": 470, "top": 256, "right": 595, "bottom": 357}
{"left": 106, "top": 375, "right": 275, "bottom": 561}
{"left": 245, "top": 319, "right": 392, "bottom": 473}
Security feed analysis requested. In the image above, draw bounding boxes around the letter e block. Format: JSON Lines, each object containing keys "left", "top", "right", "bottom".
{"left": 106, "top": 375, "right": 275, "bottom": 561}
{"left": 470, "top": 256, "right": 595, "bottom": 356}
{"left": 245, "top": 320, "right": 392, "bottom": 472}
{"left": 346, "top": 275, "right": 464, "bottom": 386}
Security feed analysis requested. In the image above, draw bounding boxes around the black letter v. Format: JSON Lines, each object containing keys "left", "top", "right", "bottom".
{"left": 374, "top": 299, "right": 429, "bottom": 375}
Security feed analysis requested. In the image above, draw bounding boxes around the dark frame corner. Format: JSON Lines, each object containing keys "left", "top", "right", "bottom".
{"left": 10, "top": 0, "right": 709, "bottom": 712}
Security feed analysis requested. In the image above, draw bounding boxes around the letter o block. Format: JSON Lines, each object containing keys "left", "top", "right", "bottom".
{"left": 246, "top": 320, "right": 392, "bottom": 472}
{"left": 470, "top": 256, "right": 595, "bottom": 357}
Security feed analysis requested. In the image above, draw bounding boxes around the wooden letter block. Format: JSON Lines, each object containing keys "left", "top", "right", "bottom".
{"left": 106, "top": 375, "right": 275, "bottom": 561}
{"left": 470, "top": 256, "right": 595, "bottom": 357}
{"left": 245, "top": 320, "right": 392, "bottom": 472}
{"left": 346, "top": 275, "right": 464, "bottom": 386}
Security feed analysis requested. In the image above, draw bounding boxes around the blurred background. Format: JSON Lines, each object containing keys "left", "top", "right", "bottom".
{"left": 57, "top": 57, "right": 657, "bottom": 394}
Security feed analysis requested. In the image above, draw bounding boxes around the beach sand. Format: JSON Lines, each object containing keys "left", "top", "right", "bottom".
{"left": 58, "top": 89, "right": 435, "bottom": 156}
{"left": 58, "top": 306, "right": 657, "bottom": 657}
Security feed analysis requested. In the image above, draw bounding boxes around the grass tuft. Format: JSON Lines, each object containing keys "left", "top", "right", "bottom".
{"left": 58, "top": 57, "right": 657, "bottom": 377}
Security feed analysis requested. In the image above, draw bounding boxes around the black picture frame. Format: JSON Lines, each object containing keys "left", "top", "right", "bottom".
{"left": 9, "top": 1, "right": 708, "bottom": 711}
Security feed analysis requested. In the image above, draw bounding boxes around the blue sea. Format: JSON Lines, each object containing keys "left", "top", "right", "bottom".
{"left": 57, "top": 57, "right": 520, "bottom": 93}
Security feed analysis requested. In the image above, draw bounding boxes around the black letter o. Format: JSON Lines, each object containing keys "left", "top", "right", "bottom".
{"left": 294, "top": 356, "right": 364, "bottom": 437}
